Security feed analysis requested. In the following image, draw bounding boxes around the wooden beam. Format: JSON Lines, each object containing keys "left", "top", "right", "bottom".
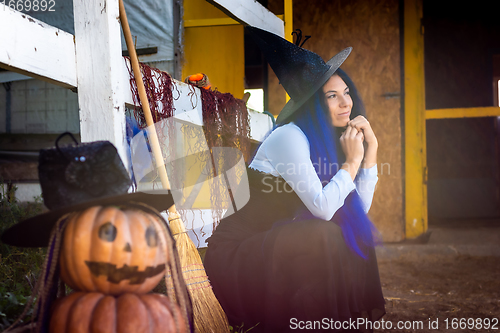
{"left": 404, "top": 0, "right": 427, "bottom": 239}
{"left": 426, "top": 107, "right": 500, "bottom": 119}
{"left": 185, "top": 17, "right": 240, "bottom": 27}
{"left": 0, "top": 133, "right": 80, "bottom": 151}
{"left": 0, "top": 5, "right": 77, "bottom": 89}
{"left": 73, "top": 0, "right": 129, "bottom": 167}
{"left": 185, "top": 15, "right": 284, "bottom": 28}
{"left": 205, "top": 0, "right": 284, "bottom": 37}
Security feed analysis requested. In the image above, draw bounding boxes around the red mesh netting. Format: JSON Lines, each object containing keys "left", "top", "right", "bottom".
{"left": 126, "top": 59, "right": 250, "bottom": 229}
{"left": 199, "top": 88, "right": 251, "bottom": 225}
{"left": 125, "top": 57, "right": 175, "bottom": 126}
{"left": 199, "top": 88, "right": 250, "bottom": 158}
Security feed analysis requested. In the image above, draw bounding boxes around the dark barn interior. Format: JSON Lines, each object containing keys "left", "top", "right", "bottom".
{"left": 424, "top": 0, "right": 500, "bottom": 222}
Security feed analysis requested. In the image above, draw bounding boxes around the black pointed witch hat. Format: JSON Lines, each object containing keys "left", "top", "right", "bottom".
{"left": 246, "top": 26, "right": 352, "bottom": 124}
{"left": 1, "top": 133, "right": 173, "bottom": 248}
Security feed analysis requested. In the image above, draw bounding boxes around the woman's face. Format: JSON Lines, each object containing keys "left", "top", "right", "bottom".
{"left": 322, "top": 74, "right": 353, "bottom": 127}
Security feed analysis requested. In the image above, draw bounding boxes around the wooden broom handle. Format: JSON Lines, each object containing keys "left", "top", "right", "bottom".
{"left": 119, "top": 0, "right": 179, "bottom": 217}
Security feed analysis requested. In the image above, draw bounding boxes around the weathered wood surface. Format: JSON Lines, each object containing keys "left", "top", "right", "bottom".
{"left": 72, "top": 0, "right": 130, "bottom": 166}
{"left": 206, "top": 0, "right": 284, "bottom": 37}
{"left": 0, "top": 4, "right": 77, "bottom": 89}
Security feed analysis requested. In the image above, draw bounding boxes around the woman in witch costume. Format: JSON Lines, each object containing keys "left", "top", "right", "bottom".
{"left": 204, "top": 27, "right": 385, "bottom": 332}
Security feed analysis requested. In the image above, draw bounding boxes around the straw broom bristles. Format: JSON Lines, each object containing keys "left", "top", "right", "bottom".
{"left": 168, "top": 212, "right": 230, "bottom": 333}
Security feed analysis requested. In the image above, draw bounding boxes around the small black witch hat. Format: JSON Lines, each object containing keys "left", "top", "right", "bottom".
{"left": 246, "top": 26, "right": 352, "bottom": 123}
{"left": 1, "top": 132, "right": 173, "bottom": 248}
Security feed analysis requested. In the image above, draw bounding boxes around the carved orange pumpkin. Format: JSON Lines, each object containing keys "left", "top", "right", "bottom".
{"left": 59, "top": 206, "right": 167, "bottom": 295}
{"left": 49, "top": 292, "right": 188, "bottom": 333}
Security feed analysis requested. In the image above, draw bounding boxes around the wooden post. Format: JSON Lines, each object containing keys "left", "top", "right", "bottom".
{"left": 284, "top": 0, "right": 293, "bottom": 42}
{"left": 173, "top": 0, "right": 183, "bottom": 81}
{"left": 73, "top": 0, "right": 129, "bottom": 168}
{"left": 284, "top": 0, "right": 293, "bottom": 102}
{"left": 404, "top": 0, "right": 427, "bottom": 238}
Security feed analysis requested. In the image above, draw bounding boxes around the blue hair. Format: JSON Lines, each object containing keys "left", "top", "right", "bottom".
{"left": 282, "top": 69, "right": 379, "bottom": 259}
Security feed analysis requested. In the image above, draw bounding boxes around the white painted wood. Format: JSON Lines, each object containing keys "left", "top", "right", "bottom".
{"left": 206, "top": 0, "right": 284, "bottom": 37}
{"left": 0, "top": 5, "right": 77, "bottom": 88}
{"left": 248, "top": 109, "right": 274, "bottom": 141}
{"left": 73, "top": 0, "right": 129, "bottom": 167}
{"left": 122, "top": 58, "right": 136, "bottom": 106}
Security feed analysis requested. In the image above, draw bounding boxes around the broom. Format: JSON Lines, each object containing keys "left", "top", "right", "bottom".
{"left": 118, "top": 1, "right": 230, "bottom": 332}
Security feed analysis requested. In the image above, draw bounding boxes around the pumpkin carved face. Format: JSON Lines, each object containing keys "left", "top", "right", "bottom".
{"left": 60, "top": 206, "right": 167, "bottom": 295}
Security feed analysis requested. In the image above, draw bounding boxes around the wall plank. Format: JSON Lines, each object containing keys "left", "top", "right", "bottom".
{"left": 0, "top": 5, "right": 77, "bottom": 89}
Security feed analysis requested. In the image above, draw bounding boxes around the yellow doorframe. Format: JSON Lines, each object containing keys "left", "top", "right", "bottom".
{"left": 426, "top": 107, "right": 500, "bottom": 119}
{"left": 284, "top": 0, "right": 293, "bottom": 43}
{"left": 404, "top": 0, "right": 427, "bottom": 238}
{"left": 404, "top": 0, "right": 500, "bottom": 238}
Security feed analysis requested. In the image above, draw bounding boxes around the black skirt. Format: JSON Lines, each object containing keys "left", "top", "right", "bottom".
{"left": 205, "top": 168, "right": 385, "bottom": 332}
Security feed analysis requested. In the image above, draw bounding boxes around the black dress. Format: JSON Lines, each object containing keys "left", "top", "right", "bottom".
{"left": 204, "top": 168, "right": 385, "bottom": 332}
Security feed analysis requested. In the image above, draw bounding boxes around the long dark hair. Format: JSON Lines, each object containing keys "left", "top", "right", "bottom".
{"left": 282, "top": 68, "right": 379, "bottom": 258}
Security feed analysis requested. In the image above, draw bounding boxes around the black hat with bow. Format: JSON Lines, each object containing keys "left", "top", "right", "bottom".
{"left": 1, "top": 133, "right": 173, "bottom": 248}
{"left": 246, "top": 26, "right": 352, "bottom": 124}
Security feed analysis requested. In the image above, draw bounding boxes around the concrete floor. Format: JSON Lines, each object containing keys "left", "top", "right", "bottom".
{"left": 376, "top": 218, "right": 500, "bottom": 260}
{"left": 376, "top": 218, "right": 500, "bottom": 332}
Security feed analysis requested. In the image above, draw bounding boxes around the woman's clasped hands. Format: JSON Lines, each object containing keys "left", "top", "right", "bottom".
{"left": 340, "top": 116, "right": 378, "bottom": 180}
